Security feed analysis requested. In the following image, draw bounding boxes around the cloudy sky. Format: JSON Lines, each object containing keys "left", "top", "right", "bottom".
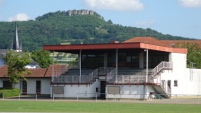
{"left": 0, "top": 0, "right": 201, "bottom": 39}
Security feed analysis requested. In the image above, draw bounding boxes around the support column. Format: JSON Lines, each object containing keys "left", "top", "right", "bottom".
{"left": 104, "top": 53, "right": 108, "bottom": 67}
{"left": 144, "top": 49, "right": 148, "bottom": 100}
{"left": 115, "top": 49, "right": 118, "bottom": 82}
{"left": 52, "top": 51, "right": 55, "bottom": 82}
{"left": 146, "top": 49, "right": 149, "bottom": 83}
{"left": 79, "top": 50, "right": 82, "bottom": 82}
{"left": 139, "top": 51, "right": 144, "bottom": 69}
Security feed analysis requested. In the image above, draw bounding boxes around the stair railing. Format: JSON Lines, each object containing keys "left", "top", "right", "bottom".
{"left": 106, "top": 68, "right": 116, "bottom": 83}
{"left": 152, "top": 61, "right": 173, "bottom": 77}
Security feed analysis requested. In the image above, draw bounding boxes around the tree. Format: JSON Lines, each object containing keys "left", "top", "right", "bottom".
{"left": 175, "top": 43, "right": 201, "bottom": 68}
{"left": 31, "top": 50, "right": 52, "bottom": 68}
{"left": 3, "top": 51, "right": 31, "bottom": 86}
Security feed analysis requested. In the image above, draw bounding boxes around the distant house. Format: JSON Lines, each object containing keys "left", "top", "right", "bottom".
{"left": 0, "top": 24, "right": 68, "bottom": 96}
{"left": 0, "top": 64, "right": 68, "bottom": 95}
{"left": 43, "top": 37, "right": 201, "bottom": 99}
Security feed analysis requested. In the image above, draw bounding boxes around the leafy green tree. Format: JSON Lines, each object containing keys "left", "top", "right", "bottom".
{"left": 175, "top": 43, "right": 201, "bottom": 68}
{"left": 3, "top": 51, "right": 31, "bottom": 86}
{"left": 31, "top": 50, "right": 52, "bottom": 68}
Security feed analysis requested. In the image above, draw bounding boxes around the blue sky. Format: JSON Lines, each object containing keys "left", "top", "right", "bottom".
{"left": 0, "top": 0, "right": 201, "bottom": 39}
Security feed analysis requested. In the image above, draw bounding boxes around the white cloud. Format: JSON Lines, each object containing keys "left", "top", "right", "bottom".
{"left": 8, "top": 13, "right": 30, "bottom": 21}
{"left": 84, "top": 0, "right": 144, "bottom": 11}
{"left": 135, "top": 20, "right": 155, "bottom": 27}
{"left": 179, "top": 0, "right": 201, "bottom": 8}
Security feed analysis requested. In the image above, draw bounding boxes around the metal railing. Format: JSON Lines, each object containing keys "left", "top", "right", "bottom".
{"left": 106, "top": 68, "right": 117, "bottom": 82}
{"left": 98, "top": 67, "right": 114, "bottom": 75}
{"left": 107, "top": 75, "right": 147, "bottom": 84}
{"left": 1, "top": 93, "right": 201, "bottom": 105}
{"left": 152, "top": 61, "right": 173, "bottom": 77}
{"left": 75, "top": 93, "right": 201, "bottom": 104}
{"left": 52, "top": 67, "right": 111, "bottom": 84}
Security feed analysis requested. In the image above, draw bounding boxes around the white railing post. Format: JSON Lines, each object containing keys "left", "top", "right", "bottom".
{"left": 96, "top": 94, "right": 97, "bottom": 102}
{"left": 53, "top": 93, "right": 54, "bottom": 100}
{"left": 77, "top": 93, "right": 78, "bottom": 101}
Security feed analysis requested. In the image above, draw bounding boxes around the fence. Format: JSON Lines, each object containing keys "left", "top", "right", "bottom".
{"left": 75, "top": 93, "right": 201, "bottom": 104}
{"left": 1, "top": 93, "right": 201, "bottom": 104}
{"left": 0, "top": 93, "right": 50, "bottom": 100}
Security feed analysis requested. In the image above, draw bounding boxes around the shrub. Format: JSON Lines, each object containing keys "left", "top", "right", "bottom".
{"left": 0, "top": 88, "right": 20, "bottom": 98}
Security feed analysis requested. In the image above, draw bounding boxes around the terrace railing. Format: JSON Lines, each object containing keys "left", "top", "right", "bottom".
{"left": 112, "top": 75, "right": 146, "bottom": 84}
{"left": 52, "top": 67, "right": 115, "bottom": 84}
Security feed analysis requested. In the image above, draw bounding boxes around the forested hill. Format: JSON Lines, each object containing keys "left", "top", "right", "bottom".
{"left": 0, "top": 10, "right": 193, "bottom": 51}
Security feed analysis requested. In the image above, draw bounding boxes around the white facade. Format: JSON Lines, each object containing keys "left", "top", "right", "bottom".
{"left": 106, "top": 85, "right": 155, "bottom": 99}
{"left": 52, "top": 79, "right": 100, "bottom": 98}
{"left": 155, "top": 52, "right": 201, "bottom": 96}
{"left": 0, "top": 78, "right": 51, "bottom": 95}
{"left": 2, "top": 51, "right": 201, "bottom": 99}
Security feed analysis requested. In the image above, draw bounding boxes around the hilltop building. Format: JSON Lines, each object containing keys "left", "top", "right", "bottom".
{"left": 67, "top": 9, "right": 94, "bottom": 16}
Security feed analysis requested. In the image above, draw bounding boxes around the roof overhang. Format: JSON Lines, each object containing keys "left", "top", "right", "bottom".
{"left": 43, "top": 42, "right": 187, "bottom": 54}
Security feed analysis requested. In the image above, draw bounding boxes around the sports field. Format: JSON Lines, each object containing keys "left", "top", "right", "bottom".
{"left": 0, "top": 100, "right": 201, "bottom": 113}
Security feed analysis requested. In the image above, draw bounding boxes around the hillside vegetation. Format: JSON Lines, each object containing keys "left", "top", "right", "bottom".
{"left": 0, "top": 10, "right": 192, "bottom": 51}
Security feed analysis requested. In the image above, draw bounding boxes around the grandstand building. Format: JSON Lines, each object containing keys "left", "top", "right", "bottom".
{"left": 43, "top": 37, "right": 201, "bottom": 99}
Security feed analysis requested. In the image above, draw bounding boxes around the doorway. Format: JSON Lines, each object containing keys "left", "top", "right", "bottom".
{"left": 100, "top": 81, "right": 106, "bottom": 99}
{"left": 22, "top": 81, "right": 27, "bottom": 95}
{"left": 36, "top": 81, "right": 41, "bottom": 94}
{"left": 167, "top": 80, "right": 171, "bottom": 89}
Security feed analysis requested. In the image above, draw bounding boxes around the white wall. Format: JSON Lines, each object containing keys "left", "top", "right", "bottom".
{"left": 160, "top": 52, "right": 201, "bottom": 96}
{"left": 182, "top": 68, "right": 201, "bottom": 95}
{"left": 0, "top": 78, "right": 6, "bottom": 88}
{"left": 106, "top": 85, "right": 155, "bottom": 99}
{"left": 25, "top": 78, "right": 51, "bottom": 94}
{"left": 53, "top": 79, "right": 100, "bottom": 98}
{"left": 0, "top": 78, "right": 50, "bottom": 95}
{"left": 161, "top": 53, "right": 186, "bottom": 95}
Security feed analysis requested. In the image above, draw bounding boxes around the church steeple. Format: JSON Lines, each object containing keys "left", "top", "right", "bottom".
{"left": 12, "top": 23, "right": 22, "bottom": 52}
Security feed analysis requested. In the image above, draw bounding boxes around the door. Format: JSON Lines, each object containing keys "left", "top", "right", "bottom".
{"left": 100, "top": 81, "right": 106, "bottom": 99}
{"left": 22, "top": 81, "right": 27, "bottom": 95}
{"left": 36, "top": 81, "right": 41, "bottom": 94}
{"left": 167, "top": 80, "right": 171, "bottom": 89}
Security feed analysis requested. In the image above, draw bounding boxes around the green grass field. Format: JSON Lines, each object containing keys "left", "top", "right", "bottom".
{"left": 0, "top": 100, "right": 201, "bottom": 113}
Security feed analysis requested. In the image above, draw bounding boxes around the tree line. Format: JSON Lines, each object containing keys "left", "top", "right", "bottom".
{"left": 0, "top": 10, "right": 193, "bottom": 51}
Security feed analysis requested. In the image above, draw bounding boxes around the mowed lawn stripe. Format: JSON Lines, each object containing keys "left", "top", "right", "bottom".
{"left": 0, "top": 100, "right": 201, "bottom": 113}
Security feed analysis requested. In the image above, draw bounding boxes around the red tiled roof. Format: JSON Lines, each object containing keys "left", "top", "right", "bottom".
{"left": 43, "top": 37, "right": 188, "bottom": 54}
{"left": 161, "top": 40, "right": 201, "bottom": 47}
{"left": 124, "top": 37, "right": 170, "bottom": 47}
{"left": 0, "top": 64, "right": 68, "bottom": 78}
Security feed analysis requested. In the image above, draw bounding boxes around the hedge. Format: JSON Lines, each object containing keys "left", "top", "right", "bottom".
{"left": 0, "top": 88, "right": 20, "bottom": 98}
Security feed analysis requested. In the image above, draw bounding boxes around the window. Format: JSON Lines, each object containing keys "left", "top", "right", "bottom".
{"left": 107, "top": 86, "right": 120, "bottom": 94}
{"left": 3, "top": 81, "right": 12, "bottom": 89}
{"left": 174, "top": 80, "right": 178, "bottom": 87}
